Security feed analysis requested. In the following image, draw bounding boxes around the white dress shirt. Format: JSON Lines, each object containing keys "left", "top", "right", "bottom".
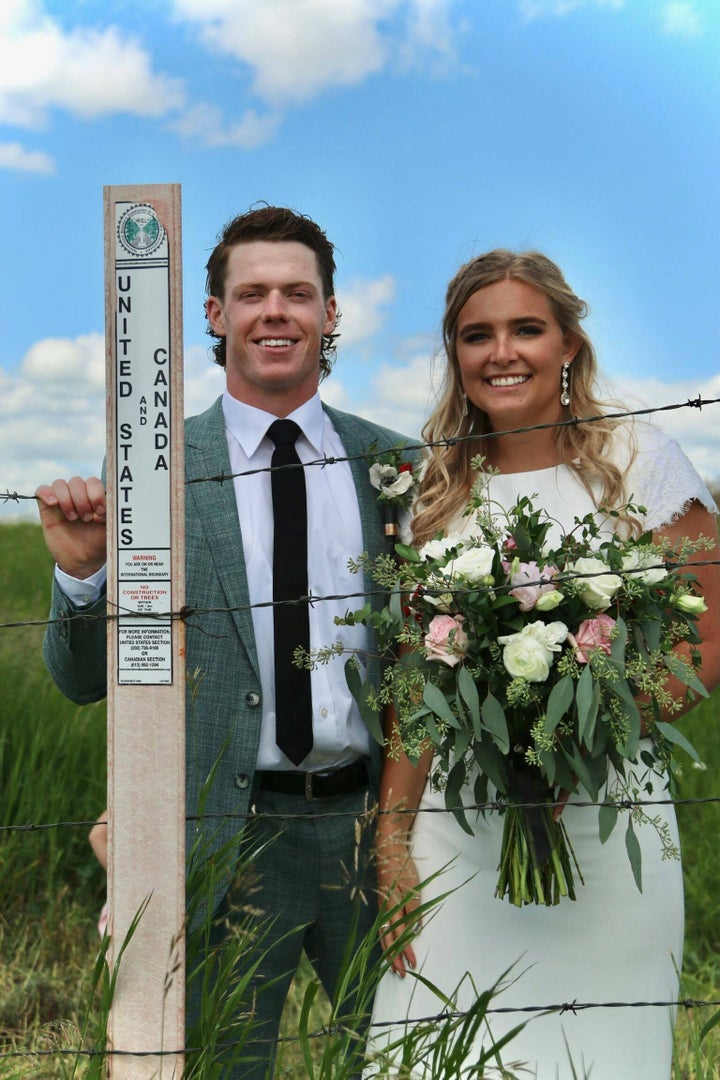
{"left": 222, "top": 391, "right": 371, "bottom": 771}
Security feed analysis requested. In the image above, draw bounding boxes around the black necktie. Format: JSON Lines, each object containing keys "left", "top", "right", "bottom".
{"left": 267, "top": 419, "right": 313, "bottom": 765}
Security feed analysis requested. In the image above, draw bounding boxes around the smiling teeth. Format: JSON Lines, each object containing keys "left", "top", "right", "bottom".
{"left": 258, "top": 338, "right": 294, "bottom": 347}
{"left": 488, "top": 375, "right": 529, "bottom": 387}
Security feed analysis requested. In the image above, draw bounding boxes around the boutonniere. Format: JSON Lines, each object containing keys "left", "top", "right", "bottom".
{"left": 368, "top": 447, "right": 415, "bottom": 538}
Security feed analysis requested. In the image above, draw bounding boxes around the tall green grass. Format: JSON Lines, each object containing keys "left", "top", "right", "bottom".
{"left": 1, "top": 522, "right": 719, "bottom": 1077}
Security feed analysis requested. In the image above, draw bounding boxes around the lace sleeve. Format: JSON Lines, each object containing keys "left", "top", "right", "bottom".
{"left": 624, "top": 424, "right": 718, "bottom": 531}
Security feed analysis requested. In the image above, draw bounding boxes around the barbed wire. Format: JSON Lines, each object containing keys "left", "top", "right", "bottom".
{"left": 1, "top": 786, "right": 719, "bottom": 838}
{"left": 1, "top": 554, "right": 719, "bottom": 634}
{"left": 0, "top": 994, "right": 718, "bottom": 1064}
{"left": 2, "top": 396, "right": 719, "bottom": 505}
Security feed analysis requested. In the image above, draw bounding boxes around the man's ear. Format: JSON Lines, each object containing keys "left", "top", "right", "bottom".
{"left": 205, "top": 296, "right": 226, "bottom": 336}
{"left": 322, "top": 295, "right": 338, "bottom": 337}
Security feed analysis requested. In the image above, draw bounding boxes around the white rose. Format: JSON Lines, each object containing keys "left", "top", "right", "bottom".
{"left": 572, "top": 556, "right": 623, "bottom": 610}
{"left": 621, "top": 546, "right": 668, "bottom": 586}
{"left": 446, "top": 544, "right": 495, "bottom": 584}
{"left": 419, "top": 534, "right": 465, "bottom": 562}
{"left": 498, "top": 621, "right": 568, "bottom": 682}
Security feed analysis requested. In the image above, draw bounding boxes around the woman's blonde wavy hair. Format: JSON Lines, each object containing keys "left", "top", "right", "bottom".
{"left": 412, "top": 249, "right": 637, "bottom": 547}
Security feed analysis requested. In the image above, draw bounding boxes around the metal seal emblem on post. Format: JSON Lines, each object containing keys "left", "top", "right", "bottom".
{"left": 117, "top": 204, "right": 166, "bottom": 257}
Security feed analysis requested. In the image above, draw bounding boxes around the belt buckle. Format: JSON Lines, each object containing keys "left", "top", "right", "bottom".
{"left": 304, "top": 772, "right": 315, "bottom": 802}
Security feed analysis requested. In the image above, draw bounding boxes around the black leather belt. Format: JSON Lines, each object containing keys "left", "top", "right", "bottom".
{"left": 257, "top": 759, "right": 369, "bottom": 801}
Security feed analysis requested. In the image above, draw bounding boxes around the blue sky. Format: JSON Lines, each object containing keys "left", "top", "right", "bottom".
{"left": 1, "top": 0, "right": 718, "bottom": 519}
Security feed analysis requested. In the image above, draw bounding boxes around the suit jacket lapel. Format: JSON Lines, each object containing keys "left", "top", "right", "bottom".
{"left": 185, "top": 397, "right": 260, "bottom": 678}
{"left": 325, "top": 405, "right": 387, "bottom": 565}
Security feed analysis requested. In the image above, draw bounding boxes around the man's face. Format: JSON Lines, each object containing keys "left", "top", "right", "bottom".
{"left": 205, "top": 240, "right": 337, "bottom": 415}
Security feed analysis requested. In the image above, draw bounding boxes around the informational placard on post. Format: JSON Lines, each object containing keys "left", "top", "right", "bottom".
{"left": 113, "top": 200, "right": 174, "bottom": 683}
{"left": 104, "top": 183, "right": 185, "bottom": 1078}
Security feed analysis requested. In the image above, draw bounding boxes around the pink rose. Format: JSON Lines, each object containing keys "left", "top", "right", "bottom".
{"left": 509, "top": 561, "right": 560, "bottom": 612}
{"left": 568, "top": 614, "right": 616, "bottom": 664}
{"left": 424, "top": 614, "right": 469, "bottom": 667}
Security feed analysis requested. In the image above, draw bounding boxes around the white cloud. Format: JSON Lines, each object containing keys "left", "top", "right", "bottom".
{"left": 172, "top": 0, "right": 394, "bottom": 104}
{"left": 172, "top": 0, "right": 459, "bottom": 106}
{"left": 660, "top": 2, "right": 702, "bottom": 36}
{"left": 519, "top": 0, "right": 624, "bottom": 18}
{"left": 169, "top": 102, "right": 281, "bottom": 149}
{"left": 0, "top": 140, "right": 54, "bottom": 173}
{"left": 608, "top": 373, "right": 720, "bottom": 487}
{"left": 336, "top": 276, "right": 397, "bottom": 346}
{"left": 335, "top": 345, "right": 441, "bottom": 439}
{"left": 0, "top": 0, "right": 184, "bottom": 128}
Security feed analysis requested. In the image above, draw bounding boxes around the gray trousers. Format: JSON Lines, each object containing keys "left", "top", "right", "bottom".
{"left": 187, "top": 783, "right": 380, "bottom": 1078}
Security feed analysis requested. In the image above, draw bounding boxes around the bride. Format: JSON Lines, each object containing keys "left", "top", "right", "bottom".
{"left": 365, "top": 250, "right": 720, "bottom": 1079}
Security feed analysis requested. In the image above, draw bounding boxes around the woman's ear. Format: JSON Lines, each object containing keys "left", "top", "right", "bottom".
{"left": 563, "top": 331, "right": 582, "bottom": 364}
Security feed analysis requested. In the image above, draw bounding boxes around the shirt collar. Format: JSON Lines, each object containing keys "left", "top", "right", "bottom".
{"left": 222, "top": 390, "right": 326, "bottom": 458}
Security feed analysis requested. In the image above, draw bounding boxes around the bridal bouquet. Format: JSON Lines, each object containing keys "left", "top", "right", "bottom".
{"left": 340, "top": 464, "right": 711, "bottom": 906}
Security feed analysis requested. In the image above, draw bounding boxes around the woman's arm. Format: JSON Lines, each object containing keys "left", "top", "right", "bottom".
{"left": 376, "top": 705, "right": 434, "bottom": 977}
{"left": 655, "top": 499, "right": 720, "bottom": 706}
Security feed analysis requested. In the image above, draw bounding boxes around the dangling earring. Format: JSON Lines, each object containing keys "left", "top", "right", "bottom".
{"left": 462, "top": 392, "right": 468, "bottom": 417}
{"left": 560, "top": 362, "right": 571, "bottom": 407}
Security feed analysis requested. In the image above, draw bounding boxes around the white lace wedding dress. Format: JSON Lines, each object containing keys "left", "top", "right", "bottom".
{"left": 365, "top": 423, "right": 717, "bottom": 1080}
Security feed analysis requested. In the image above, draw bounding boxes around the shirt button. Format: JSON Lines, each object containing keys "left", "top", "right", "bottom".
{"left": 235, "top": 773, "right": 250, "bottom": 790}
{"left": 320, "top": 707, "right": 328, "bottom": 718}
{"left": 245, "top": 691, "right": 261, "bottom": 707}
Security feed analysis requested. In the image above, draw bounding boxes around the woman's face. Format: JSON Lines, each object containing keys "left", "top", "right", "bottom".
{"left": 455, "top": 278, "right": 579, "bottom": 432}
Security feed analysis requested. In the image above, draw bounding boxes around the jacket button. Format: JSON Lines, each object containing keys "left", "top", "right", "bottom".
{"left": 246, "top": 691, "right": 261, "bottom": 707}
{"left": 235, "top": 773, "right": 250, "bottom": 790}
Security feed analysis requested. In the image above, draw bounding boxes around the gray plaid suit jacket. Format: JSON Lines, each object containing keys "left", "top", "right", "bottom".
{"left": 44, "top": 395, "right": 413, "bottom": 909}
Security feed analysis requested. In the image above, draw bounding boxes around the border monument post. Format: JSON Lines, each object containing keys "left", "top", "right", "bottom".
{"left": 104, "top": 183, "right": 186, "bottom": 1076}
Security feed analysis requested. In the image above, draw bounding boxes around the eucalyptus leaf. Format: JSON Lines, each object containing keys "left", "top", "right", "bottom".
{"left": 625, "top": 819, "right": 643, "bottom": 891}
{"left": 481, "top": 692, "right": 510, "bottom": 754}
{"left": 453, "top": 723, "right": 472, "bottom": 761}
{"left": 610, "top": 616, "right": 628, "bottom": 663}
{"left": 445, "top": 761, "right": 473, "bottom": 835}
{"left": 664, "top": 653, "right": 709, "bottom": 697}
{"left": 545, "top": 675, "right": 574, "bottom": 734}
{"left": 607, "top": 673, "right": 642, "bottom": 758}
{"left": 458, "top": 666, "right": 481, "bottom": 732}
{"left": 473, "top": 741, "right": 509, "bottom": 794}
{"left": 344, "top": 659, "right": 384, "bottom": 745}
{"left": 641, "top": 607, "right": 661, "bottom": 652}
{"left": 576, "top": 665, "right": 600, "bottom": 748}
{"left": 563, "top": 745, "right": 600, "bottom": 801}
{"left": 655, "top": 721, "right": 702, "bottom": 764}
{"left": 598, "top": 803, "right": 618, "bottom": 844}
{"left": 388, "top": 584, "right": 404, "bottom": 624}
{"left": 423, "top": 681, "right": 461, "bottom": 727}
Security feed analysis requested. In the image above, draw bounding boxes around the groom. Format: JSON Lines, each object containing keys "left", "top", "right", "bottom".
{"left": 37, "top": 205, "right": 413, "bottom": 1077}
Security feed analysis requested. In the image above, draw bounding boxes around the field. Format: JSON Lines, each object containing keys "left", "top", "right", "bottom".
{"left": 0, "top": 521, "right": 719, "bottom": 1078}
